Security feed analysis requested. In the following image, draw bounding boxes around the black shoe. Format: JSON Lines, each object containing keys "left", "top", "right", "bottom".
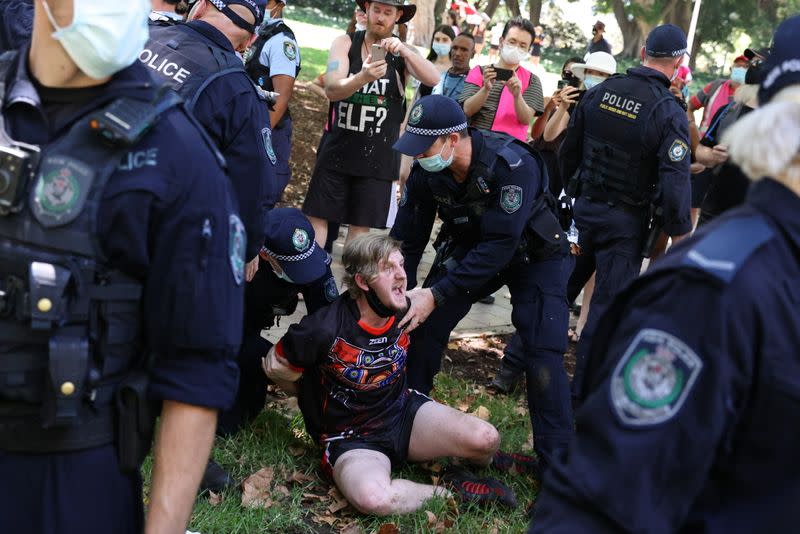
{"left": 491, "top": 450, "right": 539, "bottom": 477}
{"left": 489, "top": 360, "right": 523, "bottom": 394}
{"left": 478, "top": 294, "right": 496, "bottom": 304}
{"left": 441, "top": 468, "right": 517, "bottom": 509}
{"left": 200, "top": 459, "right": 236, "bottom": 493}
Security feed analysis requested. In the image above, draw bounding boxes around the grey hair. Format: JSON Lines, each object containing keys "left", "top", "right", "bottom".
{"left": 723, "top": 86, "right": 800, "bottom": 186}
{"left": 342, "top": 234, "right": 402, "bottom": 299}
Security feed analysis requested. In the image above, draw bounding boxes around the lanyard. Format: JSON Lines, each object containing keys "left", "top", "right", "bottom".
{"left": 442, "top": 72, "right": 465, "bottom": 99}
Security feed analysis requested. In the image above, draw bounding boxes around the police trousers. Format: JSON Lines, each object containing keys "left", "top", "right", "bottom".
{"left": 406, "top": 253, "right": 574, "bottom": 468}
{"left": 571, "top": 197, "right": 645, "bottom": 397}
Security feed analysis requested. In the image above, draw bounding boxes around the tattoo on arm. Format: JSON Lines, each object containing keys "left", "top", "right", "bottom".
{"left": 327, "top": 60, "right": 340, "bottom": 73}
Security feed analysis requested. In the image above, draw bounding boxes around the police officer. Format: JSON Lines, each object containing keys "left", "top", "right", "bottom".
{"left": 0, "top": 0, "right": 32, "bottom": 51}
{"left": 562, "top": 24, "right": 692, "bottom": 396}
{"left": 203, "top": 208, "right": 339, "bottom": 491}
{"left": 245, "top": 0, "right": 300, "bottom": 202}
{"left": 391, "top": 95, "right": 574, "bottom": 471}
{"left": 530, "top": 16, "right": 800, "bottom": 532}
{"left": 141, "top": 0, "right": 276, "bottom": 275}
{"left": 0, "top": 1, "right": 244, "bottom": 532}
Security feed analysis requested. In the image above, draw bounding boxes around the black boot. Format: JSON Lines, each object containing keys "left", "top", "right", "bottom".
{"left": 199, "top": 459, "right": 236, "bottom": 493}
{"left": 490, "top": 359, "right": 523, "bottom": 394}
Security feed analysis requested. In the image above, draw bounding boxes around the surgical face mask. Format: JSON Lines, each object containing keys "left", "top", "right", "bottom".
{"left": 500, "top": 45, "right": 528, "bottom": 65}
{"left": 583, "top": 74, "right": 605, "bottom": 90}
{"left": 417, "top": 140, "right": 455, "bottom": 173}
{"left": 432, "top": 43, "right": 452, "bottom": 57}
{"left": 42, "top": 0, "right": 151, "bottom": 80}
{"left": 731, "top": 66, "right": 747, "bottom": 85}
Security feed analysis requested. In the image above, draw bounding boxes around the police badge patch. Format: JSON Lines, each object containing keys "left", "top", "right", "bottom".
{"left": 668, "top": 139, "right": 689, "bottom": 162}
{"left": 292, "top": 228, "right": 310, "bottom": 252}
{"left": 399, "top": 185, "right": 408, "bottom": 207}
{"left": 500, "top": 185, "right": 523, "bottom": 214}
{"left": 408, "top": 104, "right": 424, "bottom": 125}
{"left": 324, "top": 276, "right": 339, "bottom": 302}
{"left": 283, "top": 40, "right": 297, "bottom": 61}
{"left": 31, "top": 156, "right": 95, "bottom": 228}
{"left": 262, "top": 127, "right": 277, "bottom": 165}
{"left": 610, "top": 329, "right": 703, "bottom": 426}
{"left": 229, "top": 214, "right": 246, "bottom": 286}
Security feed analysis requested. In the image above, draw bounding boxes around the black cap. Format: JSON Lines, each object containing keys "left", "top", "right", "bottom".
{"left": 261, "top": 208, "right": 328, "bottom": 285}
{"left": 207, "top": 0, "right": 265, "bottom": 33}
{"left": 744, "top": 47, "right": 770, "bottom": 61}
{"left": 645, "top": 24, "right": 688, "bottom": 58}
{"left": 393, "top": 95, "right": 467, "bottom": 156}
{"left": 759, "top": 15, "right": 800, "bottom": 104}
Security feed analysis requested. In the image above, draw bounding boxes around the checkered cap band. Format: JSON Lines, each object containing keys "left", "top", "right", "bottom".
{"left": 263, "top": 240, "right": 318, "bottom": 262}
{"left": 405, "top": 122, "right": 468, "bottom": 136}
{"left": 209, "top": 0, "right": 261, "bottom": 19}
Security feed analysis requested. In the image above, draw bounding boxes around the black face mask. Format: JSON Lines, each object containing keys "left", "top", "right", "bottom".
{"left": 592, "top": 28, "right": 598, "bottom": 35}
{"left": 364, "top": 286, "right": 396, "bottom": 318}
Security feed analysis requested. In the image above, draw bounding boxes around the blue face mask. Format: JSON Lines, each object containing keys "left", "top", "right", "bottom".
{"left": 417, "top": 140, "right": 454, "bottom": 173}
{"left": 583, "top": 74, "right": 605, "bottom": 90}
{"left": 731, "top": 66, "right": 747, "bottom": 85}
{"left": 432, "top": 42, "right": 451, "bottom": 57}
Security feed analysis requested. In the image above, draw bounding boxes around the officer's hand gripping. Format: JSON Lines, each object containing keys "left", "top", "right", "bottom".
{"left": 398, "top": 287, "right": 436, "bottom": 332}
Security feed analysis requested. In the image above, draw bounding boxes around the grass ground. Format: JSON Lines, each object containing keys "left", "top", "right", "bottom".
{"left": 144, "top": 367, "right": 539, "bottom": 533}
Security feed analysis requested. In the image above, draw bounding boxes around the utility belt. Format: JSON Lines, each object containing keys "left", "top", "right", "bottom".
{"left": 524, "top": 191, "right": 569, "bottom": 262}
{"left": 580, "top": 185, "right": 649, "bottom": 215}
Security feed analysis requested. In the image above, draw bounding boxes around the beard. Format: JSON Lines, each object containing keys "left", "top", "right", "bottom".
{"left": 367, "top": 20, "right": 395, "bottom": 40}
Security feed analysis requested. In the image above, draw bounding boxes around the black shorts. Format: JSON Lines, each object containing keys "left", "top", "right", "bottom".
{"left": 321, "top": 390, "right": 432, "bottom": 474}
{"left": 303, "top": 167, "right": 394, "bottom": 229}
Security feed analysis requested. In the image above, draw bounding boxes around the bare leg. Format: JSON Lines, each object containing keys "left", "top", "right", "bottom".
{"left": 575, "top": 273, "right": 595, "bottom": 338}
{"left": 345, "top": 225, "right": 370, "bottom": 245}
{"left": 408, "top": 401, "right": 499, "bottom": 466}
{"left": 333, "top": 449, "right": 450, "bottom": 516}
{"left": 307, "top": 215, "right": 328, "bottom": 248}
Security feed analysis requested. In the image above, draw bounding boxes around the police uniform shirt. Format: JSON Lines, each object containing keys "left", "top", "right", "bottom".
{"left": 0, "top": 0, "right": 32, "bottom": 51}
{"left": 391, "top": 128, "right": 544, "bottom": 296}
{"left": 274, "top": 296, "right": 411, "bottom": 443}
{"left": 560, "top": 66, "right": 692, "bottom": 236}
{"left": 531, "top": 178, "right": 800, "bottom": 533}
{"left": 145, "top": 20, "right": 276, "bottom": 261}
{"left": 4, "top": 50, "right": 244, "bottom": 409}
{"left": 257, "top": 18, "right": 300, "bottom": 81}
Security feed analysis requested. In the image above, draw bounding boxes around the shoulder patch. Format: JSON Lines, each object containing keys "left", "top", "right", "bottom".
{"left": 668, "top": 139, "right": 689, "bottom": 162}
{"left": 229, "top": 214, "right": 247, "bottom": 286}
{"left": 324, "top": 276, "right": 339, "bottom": 302}
{"left": 262, "top": 127, "right": 277, "bottom": 165}
{"left": 500, "top": 185, "right": 523, "bottom": 214}
{"left": 399, "top": 184, "right": 408, "bottom": 207}
{"left": 611, "top": 329, "right": 703, "bottom": 426}
{"left": 31, "top": 156, "right": 94, "bottom": 228}
{"left": 682, "top": 215, "right": 774, "bottom": 283}
{"left": 283, "top": 40, "right": 297, "bottom": 61}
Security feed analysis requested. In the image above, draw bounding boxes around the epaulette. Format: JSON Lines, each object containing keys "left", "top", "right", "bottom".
{"left": 681, "top": 215, "right": 774, "bottom": 283}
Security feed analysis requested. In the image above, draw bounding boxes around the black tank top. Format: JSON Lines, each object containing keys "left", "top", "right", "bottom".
{"left": 315, "top": 31, "right": 406, "bottom": 181}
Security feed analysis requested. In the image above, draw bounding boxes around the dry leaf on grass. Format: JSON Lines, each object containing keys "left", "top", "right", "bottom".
{"left": 208, "top": 491, "right": 223, "bottom": 506}
{"left": 240, "top": 467, "right": 274, "bottom": 509}
{"left": 514, "top": 405, "right": 528, "bottom": 416}
{"left": 376, "top": 523, "right": 400, "bottom": 534}
{"left": 288, "top": 445, "right": 306, "bottom": 457}
{"left": 339, "top": 521, "right": 364, "bottom": 534}
{"left": 471, "top": 405, "right": 491, "bottom": 421}
{"left": 425, "top": 510, "right": 437, "bottom": 526}
{"left": 288, "top": 470, "right": 315, "bottom": 484}
{"left": 328, "top": 487, "right": 350, "bottom": 514}
{"left": 311, "top": 513, "right": 338, "bottom": 526}
{"left": 446, "top": 342, "right": 459, "bottom": 350}
{"left": 274, "top": 485, "right": 291, "bottom": 499}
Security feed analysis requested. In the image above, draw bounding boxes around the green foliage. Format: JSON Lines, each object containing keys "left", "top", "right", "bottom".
{"left": 285, "top": 4, "right": 350, "bottom": 29}
{"left": 296, "top": 47, "right": 329, "bottom": 82}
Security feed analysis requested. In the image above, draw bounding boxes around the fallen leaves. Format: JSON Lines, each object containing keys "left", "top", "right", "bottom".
{"left": 208, "top": 491, "right": 223, "bottom": 507}
{"left": 327, "top": 487, "right": 350, "bottom": 513}
{"left": 376, "top": 523, "right": 400, "bottom": 534}
{"left": 241, "top": 467, "right": 275, "bottom": 509}
{"left": 471, "top": 405, "right": 491, "bottom": 421}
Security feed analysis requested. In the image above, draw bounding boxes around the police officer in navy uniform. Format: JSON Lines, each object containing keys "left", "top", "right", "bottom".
{"left": 391, "top": 95, "right": 574, "bottom": 472}
{"left": 0, "top": 1, "right": 244, "bottom": 532}
{"left": 244, "top": 0, "right": 300, "bottom": 201}
{"left": 204, "top": 208, "right": 339, "bottom": 490}
{"left": 0, "top": 0, "right": 33, "bottom": 52}
{"left": 530, "top": 16, "right": 800, "bottom": 533}
{"left": 141, "top": 0, "right": 275, "bottom": 277}
{"left": 562, "top": 24, "right": 692, "bottom": 396}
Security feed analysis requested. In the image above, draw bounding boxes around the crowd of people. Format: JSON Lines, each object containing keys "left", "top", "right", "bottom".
{"left": 0, "top": 0, "right": 798, "bottom": 533}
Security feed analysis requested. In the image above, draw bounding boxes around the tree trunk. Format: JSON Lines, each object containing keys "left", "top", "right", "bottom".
{"left": 505, "top": 0, "right": 521, "bottom": 18}
{"left": 663, "top": 0, "right": 692, "bottom": 33}
{"left": 484, "top": 0, "right": 501, "bottom": 19}
{"left": 528, "top": 0, "right": 542, "bottom": 25}
{"left": 688, "top": 33, "right": 702, "bottom": 70}
{"left": 611, "top": 0, "right": 651, "bottom": 58}
{"left": 410, "top": 0, "right": 436, "bottom": 47}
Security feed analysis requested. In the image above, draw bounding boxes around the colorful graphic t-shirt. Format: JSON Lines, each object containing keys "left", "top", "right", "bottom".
{"left": 276, "top": 294, "right": 411, "bottom": 443}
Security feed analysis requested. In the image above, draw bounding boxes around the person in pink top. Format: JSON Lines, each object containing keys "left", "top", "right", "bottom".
{"left": 689, "top": 54, "right": 749, "bottom": 134}
{"left": 459, "top": 16, "right": 544, "bottom": 141}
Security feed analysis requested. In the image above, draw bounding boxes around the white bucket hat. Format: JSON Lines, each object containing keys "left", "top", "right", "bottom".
{"left": 572, "top": 52, "right": 617, "bottom": 80}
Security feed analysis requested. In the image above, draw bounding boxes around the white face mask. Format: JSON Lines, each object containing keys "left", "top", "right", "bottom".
{"left": 500, "top": 45, "right": 528, "bottom": 65}
{"left": 42, "top": 0, "right": 151, "bottom": 80}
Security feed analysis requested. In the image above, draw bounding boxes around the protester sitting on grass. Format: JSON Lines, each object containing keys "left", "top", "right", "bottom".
{"left": 263, "top": 234, "right": 522, "bottom": 515}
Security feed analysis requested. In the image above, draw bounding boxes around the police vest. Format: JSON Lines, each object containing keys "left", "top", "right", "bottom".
{"left": 140, "top": 23, "right": 251, "bottom": 112}
{"left": 431, "top": 130, "right": 565, "bottom": 259}
{"left": 314, "top": 30, "right": 407, "bottom": 181}
{"left": 578, "top": 74, "right": 675, "bottom": 207}
{"left": 0, "top": 54, "right": 180, "bottom": 462}
{"left": 244, "top": 20, "right": 300, "bottom": 130}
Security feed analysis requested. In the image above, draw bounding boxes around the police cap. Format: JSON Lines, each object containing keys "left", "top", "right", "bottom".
{"left": 261, "top": 208, "right": 328, "bottom": 284}
{"left": 207, "top": 0, "right": 266, "bottom": 33}
{"left": 393, "top": 95, "right": 467, "bottom": 156}
{"left": 759, "top": 15, "right": 800, "bottom": 104}
{"left": 645, "top": 24, "right": 688, "bottom": 58}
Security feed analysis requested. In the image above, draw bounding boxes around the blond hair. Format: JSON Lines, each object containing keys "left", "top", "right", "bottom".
{"left": 342, "top": 234, "right": 402, "bottom": 299}
{"left": 723, "top": 86, "right": 800, "bottom": 187}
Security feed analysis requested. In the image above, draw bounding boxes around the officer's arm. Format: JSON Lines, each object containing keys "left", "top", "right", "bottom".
{"left": 146, "top": 401, "right": 217, "bottom": 533}
{"left": 259, "top": 38, "right": 298, "bottom": 126}
{"left": 389, "top": 170, "right": 437, "bottom": 289}
{"left": 656, "top": 108, "right": 692, "bottom": 237}
{"left": 301, "top": 266, "right": 339, "bottom": 314}
{"left": 532, "top": 276, "right": 753, "bottom": 533}
{"left": 268, "top": 74, "right": 295, "bottom": 127}
{"left": 324, "top": 34, "right": 363, "bottom": 102}
{"left": 432, "top": 156, "right": 538, "bottom": 298}
{"left": 558, "top": 97, "right": 586, "bottom": 187}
